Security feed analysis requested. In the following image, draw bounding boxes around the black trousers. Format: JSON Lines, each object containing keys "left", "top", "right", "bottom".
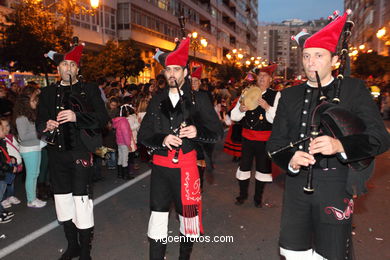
{"left": 150, "top": 164, "right": 183, "bottom": 214}
{"left": 239, "top": 138, "right": 271, "bottom": 173}
{"left": 48, "top": 149, "right": 93, "bottom": 196}
{"left": 280, "top": 168, "right": 353, "bottom": 259}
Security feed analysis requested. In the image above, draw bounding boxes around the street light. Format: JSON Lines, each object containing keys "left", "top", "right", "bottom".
{"left": 377, "top": 27, "right": 386, "bottom": 39}
{"left": 90, "top": 0, "right": 99, "bottom": 9}
{"left": 52, "top": 0, "right": 99, "bottom": 28}
{"left": 190, "top": 31, "right": 208, "bottom": 69}
{"left": 200, "top": 38, "right": 208, "bottom": 48}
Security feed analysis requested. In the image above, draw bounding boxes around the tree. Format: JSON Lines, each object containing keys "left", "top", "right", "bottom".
{"left": 0, "top": 0, "right": 72, "bottom": 83}
{"left": 215, "top": 63, "right": 243, "bottom": 83}
{"left": 82, "top": 40, "right": 145, "bottom": 82}
{"left": 353, "top": 51, "right": 390, "bottom": 79}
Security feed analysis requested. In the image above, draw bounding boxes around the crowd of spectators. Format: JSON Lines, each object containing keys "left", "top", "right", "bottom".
{"left": 0, "top": 74, "right": 389, "bottom": 224}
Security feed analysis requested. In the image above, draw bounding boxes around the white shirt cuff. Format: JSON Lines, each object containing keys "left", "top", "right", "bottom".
{"left": 339, "top": 152, "right": 347, "bottom": 159}
{"left": 288, "top": 164, "right": 300, "bottom": 173}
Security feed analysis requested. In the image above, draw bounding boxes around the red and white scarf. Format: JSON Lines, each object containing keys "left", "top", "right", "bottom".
{"left": 153, "top": 149, "right": 203, "bottom": 235}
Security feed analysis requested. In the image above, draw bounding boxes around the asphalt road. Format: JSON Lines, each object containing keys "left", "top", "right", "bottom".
{"left": 1, "top": 128, "right": 389, "bottom": 260}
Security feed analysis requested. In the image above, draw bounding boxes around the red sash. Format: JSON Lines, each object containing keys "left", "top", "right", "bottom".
{"left": 242, "top": 129, "right": 271, "bottom": 141}
{"left": 153, "top": 149, "right": 203, "bottom": 235}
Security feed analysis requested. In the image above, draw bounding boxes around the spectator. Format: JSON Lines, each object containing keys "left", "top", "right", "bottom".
{"left": 0, "top": 86, "right": 13, "bottom": 118}
{"left": 112, "top": 104, "right": 138, "bottom": 180}
{"left": 13, "top": 86, "right": 46, "bottom": 208}
{"left": 0, "top": 121, "right": 16, "bottom": 223}
{"left": 1, "top": 118, "right": 22, "bottom": 209}
{"left": 106, "top": 97, "right": 120, "bottom": 119}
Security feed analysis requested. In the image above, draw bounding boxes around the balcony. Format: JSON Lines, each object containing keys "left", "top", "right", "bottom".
{"left": 222, "top": 14, "right": 236, "bottom": 32}
{"left": 222, "top": 0, "right": 236, "bottom": 16}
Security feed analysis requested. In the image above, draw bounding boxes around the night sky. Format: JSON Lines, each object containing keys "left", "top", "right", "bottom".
{"left": 259, "top": 0, "right": 344, "bottom": 23}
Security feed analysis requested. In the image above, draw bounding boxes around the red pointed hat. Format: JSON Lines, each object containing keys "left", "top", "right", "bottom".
{"left": 64, "top": 45, "right": 84, "bottom": 65}
{"left": 292, "top": 10, "right": 351, "bottom": 53}
{"left": 191, "top": 66, "right": 202, "bottom": 79}
{"left": 154, "top": 37, "right": 190, "bottom": 67}
{"left": 45, "top": 44, "right": 84, "bottom": 66}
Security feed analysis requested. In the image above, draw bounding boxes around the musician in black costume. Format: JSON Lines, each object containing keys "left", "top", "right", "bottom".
{"left": 36, "top": 41, "right": 109, "bottom": 260}
{"left": 231, "top": 64, "right": 280, "bottom": 207}
{"left": 267, "top": 10, "right": 390, "bottom": 259}
{"left": 138, "top": 36, "right": 223, "bottom": 260}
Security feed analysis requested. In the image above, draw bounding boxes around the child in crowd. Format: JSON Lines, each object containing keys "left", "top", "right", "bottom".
{"left": 112, "top": 104, "right": 138, "bottom": 180}
{"left": 0, "top": 120, "right": 17, "bottom": 223}
{"left": 1, "top": 118, "right": 21, "bottom": 209}
{"left": 13, "top": 86, "right": 46, "bottom": 208}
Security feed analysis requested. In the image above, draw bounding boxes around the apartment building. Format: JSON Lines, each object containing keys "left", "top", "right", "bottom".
{"left": 1, "top": 0, "right": 258, "bottom": 81}
{"left": 344, "top": 0, "right": 389, "bottom": 56}
{"left": 117, "top": 0, "right": 259, "bottom": 80}
{"left": 258, "top": 19, "right": 327, "bottom": 77}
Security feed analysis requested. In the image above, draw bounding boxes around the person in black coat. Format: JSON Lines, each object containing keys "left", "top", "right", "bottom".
{"left": 267, "top": 11, "right": 390, "bottom": 260}
{"left": 36, "top": 41, "right": 109, "bottom": 260}
{"left": 138, "top": 36, "right": 223, "bottom": 260}
{"left": 231, "top": 65, "right": 280, "bottom": 208}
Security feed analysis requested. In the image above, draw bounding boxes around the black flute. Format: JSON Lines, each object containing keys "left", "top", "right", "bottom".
{"left": 303, "top": 71, "right": 323, "bottom": 193}
{"left": 172, "top": 79, "right": 187, "bottom": 164}
{"left": 171, "top": 14, "right": 189, "bottom": 164}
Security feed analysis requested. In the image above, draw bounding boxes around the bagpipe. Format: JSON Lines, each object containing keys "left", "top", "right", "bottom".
{"left": 171, "top": 14, "right": 194, "bottom": 164}
{"left": 268, "top": 15, "right": 372, "bottom": 193}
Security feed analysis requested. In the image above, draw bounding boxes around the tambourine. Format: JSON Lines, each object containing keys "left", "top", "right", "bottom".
{"left": 241, "top": 86, "right": 262, "bottom": 111}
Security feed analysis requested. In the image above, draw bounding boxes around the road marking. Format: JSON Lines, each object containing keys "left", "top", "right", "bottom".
{"left": 0, "top": 170, "right": 151, "bottom": 259}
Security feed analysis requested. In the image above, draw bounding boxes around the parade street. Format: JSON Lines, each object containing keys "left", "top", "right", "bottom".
{"left": 1, "top": 130, "right": 389, "bottom": 260}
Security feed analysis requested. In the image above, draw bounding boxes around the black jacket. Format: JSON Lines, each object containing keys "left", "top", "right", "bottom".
{"left": 138, "top": 83, "right": 224, "bottom": 156}
{"left": 267, "top": 77, "right": 390, "bottom": 195}
{"left": 36, "top": 81, "right": 109, "bottom": 152}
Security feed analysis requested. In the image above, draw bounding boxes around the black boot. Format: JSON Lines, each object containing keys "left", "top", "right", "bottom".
{"left": 179, "top": 234, "right": 194, "bottom": 260}
{"left": 149, "top": 239, "right": 167, "bottom": 260}
{"left": 254, "top": 180, "right": 265, "bottom": 208}
{"left": 37, "top": 183, "right": 49, "bottom": 201}
{"left": 235, "top": 179, "right": 249, "bottom": 205}
{"left": 78, "top": 227, "right": 94, "bottom": 260}
{"left": 59, "top": 220, "right": 80, "bottom": 260}
{"left": 122, "top": 166, "right": 135, "bottom": 180}
{"left": 117, "top": 166, "right": 123, "bottom": 179}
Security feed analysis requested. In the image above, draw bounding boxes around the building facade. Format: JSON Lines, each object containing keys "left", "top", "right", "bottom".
{"left": 258, "top": 19, "right": 327, "bottom": 78}
{"left": 117, "top": 0, "right": 258, "bottom": 81}
{"left": 1, "top": 0, "right": 259, "bottom": 82}
{"left": 344, "top": 0, "right": 390, "bottom": 56}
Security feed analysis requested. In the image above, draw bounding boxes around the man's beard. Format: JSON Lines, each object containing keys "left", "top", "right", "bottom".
{"left": 168, "top": 78, "right": 181, "bottom": 88}
{"left": 61, "top": 72, "right": 77, "bottom": 82}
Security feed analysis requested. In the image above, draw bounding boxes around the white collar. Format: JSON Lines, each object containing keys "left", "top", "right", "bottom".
{"left": 307, "top": 76, "right": 334, "bottom": 88}
{"left": 168, "top": 90, "right": 183, "bottom": 107}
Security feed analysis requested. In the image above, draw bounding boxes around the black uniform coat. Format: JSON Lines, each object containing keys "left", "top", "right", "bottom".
{"left": 267, "top": 77, "right": 390, "bottom": 194}
{"left": 138, "top": 83, "right": 224, "bottom": 155}
{"left": 36, "top": 81, "right": 109, "bottom": 153}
